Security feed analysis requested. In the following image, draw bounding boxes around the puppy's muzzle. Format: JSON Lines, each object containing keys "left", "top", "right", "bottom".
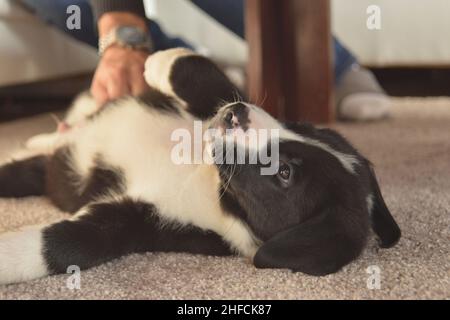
{"left": 221, "top": 102, "right": 250, "bottom": 131}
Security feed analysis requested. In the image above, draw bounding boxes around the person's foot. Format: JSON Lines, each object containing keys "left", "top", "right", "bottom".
{"left": 336, "top": 64, "right": 391, "bottom": 121}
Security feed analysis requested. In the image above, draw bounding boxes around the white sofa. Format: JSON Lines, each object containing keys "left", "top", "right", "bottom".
{"left": 332, "top": 0, "right": 450, "bottom": 67}
{"left": 0, "top": 0, "right": 98, "bottom": 87}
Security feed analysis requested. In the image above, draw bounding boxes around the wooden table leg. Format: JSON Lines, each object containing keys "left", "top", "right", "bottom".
{"left": 245, "top": 0, "right": 334, "bottom": 124}
{"left": 244, "top": 0, "right": 284, "bottom": 119}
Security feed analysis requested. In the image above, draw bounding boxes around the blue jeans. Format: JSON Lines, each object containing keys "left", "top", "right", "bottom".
{"left": 21, "top": 0, "right": 356, "bottom": 83}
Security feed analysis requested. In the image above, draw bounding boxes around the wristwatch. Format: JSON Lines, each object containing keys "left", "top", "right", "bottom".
{"left": 98, "top": 25, "right": 153, "bottom": 56}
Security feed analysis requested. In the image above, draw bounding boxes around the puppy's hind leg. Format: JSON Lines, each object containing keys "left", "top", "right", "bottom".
{"left": 0, "top": 198, "right": 151, "bottom": 284}
{"left": 25, "top": 92, "right": 97, "bottom": 151}
{"left": 0, "top": 197, "right": 231, "bottom": 284}
{"left": 0, "top": 156, "right": 47, "bottom": 198}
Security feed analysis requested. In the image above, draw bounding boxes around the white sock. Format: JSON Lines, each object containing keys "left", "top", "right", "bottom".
{"left": 336, "top": 64, "right": 391, "bottom": 121}
{"left": 339, "top": 93, "right": 390, "bottom": 121}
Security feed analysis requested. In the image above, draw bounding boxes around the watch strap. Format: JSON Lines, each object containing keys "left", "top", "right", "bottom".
{"left": 98, "top": 26, "right": 152, "bottom": 56}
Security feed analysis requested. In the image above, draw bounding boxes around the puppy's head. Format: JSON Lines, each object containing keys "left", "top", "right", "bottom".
{"left": 208, "top": 102, "right": 401, "bottom": 276}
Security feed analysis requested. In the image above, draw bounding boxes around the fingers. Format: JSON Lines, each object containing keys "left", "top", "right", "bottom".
{"left": 106, "top": 73, "right": 130, "bottom": 101}
{"left": 127, "top": 61, "right": 149, "bottom": 96}
{"left": 91, "top": 68, "right": 130, "bottom": 108}
{"left": 90, "top": 78, "right": 109, "bottom": 108}
{"left": 131, "top": 74, "right": 149, "bottom": 96}
{"left": 90, "top": 47, "right": 150, "bottom": 107}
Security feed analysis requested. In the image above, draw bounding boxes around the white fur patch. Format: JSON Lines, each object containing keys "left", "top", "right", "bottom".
{"left": 301, "top": 137, "right": 360, "bottom": 174}
{"left": 65, "top": 92, "right": 99, "bottom": 125}
{"left": 0, "top": 226, "right": 48, "bottom": 284}
{"left": 144, "top": 48, "right": 196, "bottom": 102}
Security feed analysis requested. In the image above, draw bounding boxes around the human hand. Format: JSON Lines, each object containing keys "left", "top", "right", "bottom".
{"left": 90, "top": 46, "right": 150, "bottom": 107}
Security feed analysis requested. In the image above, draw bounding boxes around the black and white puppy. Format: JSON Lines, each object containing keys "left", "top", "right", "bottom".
{"left": 0, "top": 48, "right": 401, "bottom": 284}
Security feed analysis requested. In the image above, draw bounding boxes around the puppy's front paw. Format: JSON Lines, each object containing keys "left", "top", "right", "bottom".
{"left": 26, "top": 132, "right": 59, "bottom": 149}
{"left": 65, "top": 91, "right": 98, "bottom": 125}
{"left": 144, "top": 48, "right": 196, "bottom": 97}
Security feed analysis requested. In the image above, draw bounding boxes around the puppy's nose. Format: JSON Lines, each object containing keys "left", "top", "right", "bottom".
{"left": 223, "top": 103, "right": 249, "bottom": 130}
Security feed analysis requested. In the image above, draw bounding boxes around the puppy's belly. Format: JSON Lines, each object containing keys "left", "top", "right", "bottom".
{"left": 71, "top": 99, "right": 188, "bottom": 174}
{"left": 70, "top": 100, "right": 224, "bottom": 229}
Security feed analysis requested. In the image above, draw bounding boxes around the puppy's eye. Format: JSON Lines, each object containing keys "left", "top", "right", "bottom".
{"left": 278, "top": 163, "right": 291, "bottom": 181}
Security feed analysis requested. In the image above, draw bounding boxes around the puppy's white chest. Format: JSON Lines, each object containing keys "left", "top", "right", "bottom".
{"left": 72, "top": 102, "right": 221, "bottom": 224}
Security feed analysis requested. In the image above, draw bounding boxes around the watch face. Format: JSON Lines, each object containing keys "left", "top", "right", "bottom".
{"left": 117, "top": 26, "right": 148, "bottom": 46}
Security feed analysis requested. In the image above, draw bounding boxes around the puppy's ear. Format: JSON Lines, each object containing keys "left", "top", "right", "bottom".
{"left": 368, "top": 167, "right": 401, "bottom": 248}
{"left": 253, "top": 209, "right": 365, "bottom": 276}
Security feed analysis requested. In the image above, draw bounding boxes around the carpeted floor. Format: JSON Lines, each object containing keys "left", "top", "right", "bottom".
{"left": 0, "top": 97, "right": 449, "bottom": 299}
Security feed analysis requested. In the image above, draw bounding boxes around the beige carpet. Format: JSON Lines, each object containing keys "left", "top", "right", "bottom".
{"left": 0, "top": 97, "right": 449, "bottom": 299}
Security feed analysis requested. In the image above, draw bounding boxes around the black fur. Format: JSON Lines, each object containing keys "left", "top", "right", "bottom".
{"left": 216, "top": 121, "right": 400, "bottom": 275}
{"left": 219, "top": 139, "right": 369, "bottom": 241}
{"left": 368, "top": 167, "right": 401, "bottom": 248}
{"left": 284, "top": 121, "right": 364, "bottom": 158}
{"left": 0, "top": 156, "right": 47, "bottom": 197}
{"left": 81, "top": 89, "right": 181, "bottom": 122}
{"left": 137, "top": 88, "right": 181, "bottom": 115}
{"left": 254, "top": 209, "right": 365, "bottom": 276}
{"left": 43, "top": 198, "right": 231, "bottom": 274}
{"left": 285, "top": 122, "right": 401, "bottom": 247}
{"left": 219, "top": 187, "right": 248, "bottom": 223}
{"left": 170, "top": 55, "right": 241, "bottom": 119}
{"left": 46, "top": 147, "right": 125, "bottom": 213}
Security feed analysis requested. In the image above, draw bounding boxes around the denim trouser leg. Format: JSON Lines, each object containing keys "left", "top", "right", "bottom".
{"left": 19, "top": 0, "right": 193, "bottom": 51}
{"left": 333, "top": 38, "right": 357, "bottom": 83}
